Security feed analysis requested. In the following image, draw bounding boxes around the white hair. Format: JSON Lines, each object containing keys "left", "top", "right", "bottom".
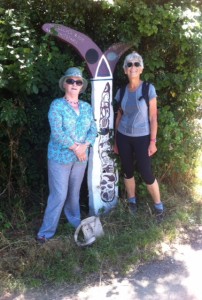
{"left": 123, "top": 51, "right": 144, "bottom": 69}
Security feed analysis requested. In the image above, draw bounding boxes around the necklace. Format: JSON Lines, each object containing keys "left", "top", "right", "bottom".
{"left": 64, "top": 96, "right": 79, "bottom": 105}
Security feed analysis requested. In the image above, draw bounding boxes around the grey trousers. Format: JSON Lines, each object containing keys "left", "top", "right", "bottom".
{"left": 37, "top": 159, "right": 87, "bottom": 239}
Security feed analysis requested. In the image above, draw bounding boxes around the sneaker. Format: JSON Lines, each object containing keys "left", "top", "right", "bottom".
{"left": 35, "top": 236, "right": 46, "bottom": 244}
{"left": 128, "top": 202, "right": 137, "bottom": 215}
{"left": 154, "top": 208, "right": 164, "bottom": 223}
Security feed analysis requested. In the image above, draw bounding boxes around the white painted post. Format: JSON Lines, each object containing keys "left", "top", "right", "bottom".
{"left": 88, "top": 78, "right": 118, "bottom": 215}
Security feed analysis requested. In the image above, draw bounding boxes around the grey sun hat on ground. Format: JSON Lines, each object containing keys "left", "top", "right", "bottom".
{"left": 59, "top": 67, "right": 88, "bottom": 93}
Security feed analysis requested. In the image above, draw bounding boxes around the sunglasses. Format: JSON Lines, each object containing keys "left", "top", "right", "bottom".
{"left": 127, "top": 62, "right": 141, "bottom": 68}
{"left": 65, "top": 78, "right": 83, "bottom": 86}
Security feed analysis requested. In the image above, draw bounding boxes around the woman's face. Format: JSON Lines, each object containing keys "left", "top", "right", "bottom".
{"left": 63, "top": 76, "right": 83, "bottom": 94}
{"left": 124, "top": 61, "right": 143, "bottom": 79}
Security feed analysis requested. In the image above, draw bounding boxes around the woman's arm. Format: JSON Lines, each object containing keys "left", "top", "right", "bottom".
{"left": 74, "top": 105, "right": 97, "bottom": 161}
{"left": 148, "top": 97, "right": 158, "bottom": 156}
{"left": 85, "top": 110, "right": 98, "bottom": 146}
{"left": 114, "top": 109, "right": 122, "bottom": 154}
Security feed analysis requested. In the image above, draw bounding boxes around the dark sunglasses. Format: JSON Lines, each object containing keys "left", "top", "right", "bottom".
{"left": 127, "top": 62, "right": 141, "bottom": 68}
{"left": 65, "top": 78, "right": 83, "bottom": 86}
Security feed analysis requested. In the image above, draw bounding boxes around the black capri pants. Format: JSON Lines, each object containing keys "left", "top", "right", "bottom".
{"left": 116, "top": 131, "right": 155, "bottom": 185}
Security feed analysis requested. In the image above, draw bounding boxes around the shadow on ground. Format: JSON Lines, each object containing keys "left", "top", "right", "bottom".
{"left": 1, "top": 225, "right": 202, "bottom": 300}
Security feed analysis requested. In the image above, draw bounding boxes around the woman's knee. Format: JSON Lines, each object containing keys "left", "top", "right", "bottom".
{"left": 142, "top": 175, "right": 155, "bottom": 185}
{"left": 123, "top": 173, "right": 134, "bottom": 180}
{"left": 48, "top": 182, "right": 68, "bottom": 203}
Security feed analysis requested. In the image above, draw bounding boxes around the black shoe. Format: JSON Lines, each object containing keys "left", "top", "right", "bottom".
{"left": 35, "top": 236, "right": 46, "bottom": 244}
{"left": 154, "top": 208, "right": 164, "bottom": 223}
{"left": 129, "top": 202, "right": 137, "bottom": 215}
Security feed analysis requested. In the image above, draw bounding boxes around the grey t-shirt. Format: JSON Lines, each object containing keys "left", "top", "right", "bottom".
{"left": 114, "top": 82, "right": 157, "bottom": 137}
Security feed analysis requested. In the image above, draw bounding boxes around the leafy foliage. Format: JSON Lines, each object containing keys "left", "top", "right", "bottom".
{"left": 0, "top": 0, "right": 202, "bottom": 229}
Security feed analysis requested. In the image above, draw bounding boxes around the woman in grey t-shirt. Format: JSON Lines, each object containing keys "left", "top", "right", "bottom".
{"left": 114, "top": 51, "right": 164, "bottom": 222}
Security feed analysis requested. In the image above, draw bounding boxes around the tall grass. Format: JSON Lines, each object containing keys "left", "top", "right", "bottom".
{"left": 1, "top": 185, "right": 201, "bottom": 295}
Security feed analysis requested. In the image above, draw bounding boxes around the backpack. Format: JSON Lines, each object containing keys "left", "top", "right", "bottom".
{"left": 117, "top": 81, "right": 150, "bottom": 115}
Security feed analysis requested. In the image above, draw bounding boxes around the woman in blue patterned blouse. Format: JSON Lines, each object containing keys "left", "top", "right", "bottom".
{"left": 36, "top": 67, "right": 97, "bottom": 243}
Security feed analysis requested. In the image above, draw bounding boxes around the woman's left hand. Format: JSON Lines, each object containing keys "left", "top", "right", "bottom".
{"left": 76, "top": 152, "right": 87, "bottom": 162}
{"left": 148, "top": 142, "right": 157, "bottom": 156}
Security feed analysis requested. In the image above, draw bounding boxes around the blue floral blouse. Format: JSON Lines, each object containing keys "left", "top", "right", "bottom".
{"left": 47, "top": 98, "right": 97, "bottom": 164}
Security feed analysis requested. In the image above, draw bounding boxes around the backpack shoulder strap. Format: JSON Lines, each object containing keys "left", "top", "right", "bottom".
{"left": 119, "top": 85, "right": 126, "bottom": 107}
{"left": 138, "top": 81, "right": 150, "bottom": 108}
{"left": 113, "top": 85, "right": 125, "bottom": 114}
{"left": 114, "top": 85, "right": 126, "bottom": 115}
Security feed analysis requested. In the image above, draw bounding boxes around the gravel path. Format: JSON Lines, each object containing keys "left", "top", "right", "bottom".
{"left": 1, "top": 225, "right": 202, "bottom": 300}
